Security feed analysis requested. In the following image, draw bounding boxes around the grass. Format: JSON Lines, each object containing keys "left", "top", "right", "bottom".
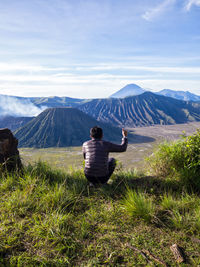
{"left": 146, "top": 129, "right": 200, "bottom": 190}
{"left": 18, "top": 140, "right": 156, "bottom": 172}
{"left": 0, "top": 160, "right": 200, "bottom": 266}
{"left": 0, "top": 128, "right": 200, "bottom": 265}
{"left": 121, "top": 190, "right": 155, "bottom": 223}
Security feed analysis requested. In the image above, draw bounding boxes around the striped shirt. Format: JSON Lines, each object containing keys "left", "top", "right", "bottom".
{"left": 82, "top": 137, "right": 128, "bottom": 177}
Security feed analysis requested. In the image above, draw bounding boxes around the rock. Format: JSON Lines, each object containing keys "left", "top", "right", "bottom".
{"left": 170, "top": 244, "right": 185, "bottom": 263}
{"left": 0, "top": 128, "right": 22, "bottom": 171}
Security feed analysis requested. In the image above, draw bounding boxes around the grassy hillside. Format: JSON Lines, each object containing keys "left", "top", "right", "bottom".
{"left": 0, "top": 129, "right": 200, "bottom": 266}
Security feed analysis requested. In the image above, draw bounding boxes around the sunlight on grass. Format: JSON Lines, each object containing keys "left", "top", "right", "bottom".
{"left": 146, "top": 129, "right": 200, "bottom": 190}
{"left": 122, "top": 190, "right": 155, "bottom": 223}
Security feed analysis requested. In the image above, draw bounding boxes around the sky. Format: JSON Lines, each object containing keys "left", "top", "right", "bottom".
{"left": 0, "top": 0, "right": 200, "bottom": 98}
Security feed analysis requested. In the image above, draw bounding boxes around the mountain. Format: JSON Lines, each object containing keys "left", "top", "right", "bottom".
{"left": 157, "top": 89, "right": 200, "bottom": 102}
{"left": 0, "top": 94, "right": 86, "bottom": 117}
{"left": 31, "top": 96, "right": 87, "bottom": 108}
{"left": 0, "top": 116, "right": 34, "bottom": 131}
{"left": 14, "top": 108, "right": 122, "bottom": 148}
{"left": 2, "top": 90, "right": 200, "bottom": 130}
{"left": 78, "top": 92, "right": 200, "bottom": 127}
{"left": 110, "top": 84, "right": 146, "bottom": 98}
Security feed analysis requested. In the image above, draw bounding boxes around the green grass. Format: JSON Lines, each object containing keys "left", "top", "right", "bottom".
{"left": 146, "top": 129, "right": 200, "bottom": 190}
{"left": 0, "top": 160, "right": 200, "bottom": 266}
{"left": 121, "top": 190, "right": 155, "bottom": 223}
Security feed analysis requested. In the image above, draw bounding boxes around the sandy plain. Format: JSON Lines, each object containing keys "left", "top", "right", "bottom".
{"left": 19, "top": 121, "right": 200, "bottom": 172}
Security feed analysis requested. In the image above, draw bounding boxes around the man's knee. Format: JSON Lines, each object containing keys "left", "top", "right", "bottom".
{"left": 108, "top": 158, "right": 116, "bottom": 177}
{"left": 109, "top": 157, "right": 116, "bottom": 167}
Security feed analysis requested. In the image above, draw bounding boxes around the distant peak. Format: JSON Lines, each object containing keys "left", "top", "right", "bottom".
{"left": 157, "top": 89, "right": 200, "bottom": 101}
{"left": 110, "top": 83, "right": 146, "bottom": 98}
{"left": 123, "top": 83, "right": 142, "bottom": 88}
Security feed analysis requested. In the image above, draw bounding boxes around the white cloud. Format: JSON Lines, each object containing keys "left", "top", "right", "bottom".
{"left": 142, "top": 0, "right": 176, "bottom": 21}
{"left": 0, "top": 65, "right": 200, "bottom": 88}
{"left": 0, "top": 63, "right": 69, "bottom": 73}
{"left": 185, "top": 0, "right": 200, "bottom": 11}
{"left": 0, "top": 72, "right": 200, "bottom": 99}
{"left": 76, "top": 64, "right": 200, "bottom": 74}
{"left": 0, "top": 61, "right": 199, "bottom": 98}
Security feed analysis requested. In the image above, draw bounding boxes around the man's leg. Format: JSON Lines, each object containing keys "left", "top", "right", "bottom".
{"left": 98, "top": 158, "right": 116, "bottom": 184}
{"left": 84, "top": 174, "right": 100, "bottom": 185}
{"left": 84, "top": 158, "right": 116, "bottom": 185}
{"left": 108, "top": 157, "right": 116, "bottom": 178}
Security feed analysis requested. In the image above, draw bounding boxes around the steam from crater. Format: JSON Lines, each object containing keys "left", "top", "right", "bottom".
{"left": 0, "top": 95, "right": 46, "bottom": 117}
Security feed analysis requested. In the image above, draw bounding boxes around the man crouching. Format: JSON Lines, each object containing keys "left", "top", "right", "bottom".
{"left": 82, "top": 126, "right": 128, "bottom": 185}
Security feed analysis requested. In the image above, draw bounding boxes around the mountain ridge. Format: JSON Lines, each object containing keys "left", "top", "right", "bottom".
{"left": 157, "top": 89, "right": 200, "bottom": 102}
{"left": 1, "top": 84, "right": 200, "bottom": 119}
{"left": 78, "top": 92, "right": 200, "bottom": 127}
{"left": 0, "top": 116, "right": 34, "bottom": 131}
{"left": 1, "top": 88, "right": 200, "bottom": 131}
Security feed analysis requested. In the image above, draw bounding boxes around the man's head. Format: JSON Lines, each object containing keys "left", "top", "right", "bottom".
{"left": 90, "top": 126, "right": 103, "bottom": 139}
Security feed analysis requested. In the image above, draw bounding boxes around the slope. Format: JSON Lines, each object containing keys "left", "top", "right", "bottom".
{"left": 78, "top": 92, "right": 200, "bottom": 127}
{"left": 30, "top": 96, "right": 87, "bottom": 108}
{"left": 0, "top": 116, "right": 34, "bottom": 131}
{"left": 0, "top": 94, "right": 87, "bottom": 118}
{"left": 14, "top": 107, "right": 122, "bottom": 148}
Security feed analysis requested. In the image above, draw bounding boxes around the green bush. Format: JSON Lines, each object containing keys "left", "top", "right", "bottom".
{"left": 146, "top": 129, "right": 200, "bottom": 190}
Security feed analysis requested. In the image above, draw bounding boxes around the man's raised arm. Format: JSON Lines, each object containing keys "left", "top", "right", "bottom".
{"left": 107, "top": 128, "right": 128, "bottom": 153}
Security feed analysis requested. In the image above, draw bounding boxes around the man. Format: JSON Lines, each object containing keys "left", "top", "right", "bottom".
{"left": 82, "top": 126, "right": 128, "bottom": 185}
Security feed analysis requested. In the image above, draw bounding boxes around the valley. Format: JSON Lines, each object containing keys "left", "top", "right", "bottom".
{"left": 19, "top": 121, "right": 200, "bottom": 171}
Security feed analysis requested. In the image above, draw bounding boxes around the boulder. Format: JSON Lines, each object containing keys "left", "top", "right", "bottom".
{"left": 0, "top": 128, "right": 22, "bottom": 171}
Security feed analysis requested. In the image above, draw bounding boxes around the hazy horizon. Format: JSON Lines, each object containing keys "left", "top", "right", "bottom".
{"left": 0, "top": 83, "right": 200, "bottom": 99}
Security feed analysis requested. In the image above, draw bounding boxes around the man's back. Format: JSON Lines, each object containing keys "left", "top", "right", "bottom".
{"left": 83, "top": 137, "right": 128, "bottom": 177}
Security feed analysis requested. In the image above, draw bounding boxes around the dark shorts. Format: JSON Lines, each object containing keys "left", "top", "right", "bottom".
{"left": 84, "top": 158, "right": 116, "bottom": 185}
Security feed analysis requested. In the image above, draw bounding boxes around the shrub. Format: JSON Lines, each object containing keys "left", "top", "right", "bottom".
{"left": 160, "top": 193, "right": 177, "bottom": 210}
{"left": 168, "top": 209, "right": 191, "bottom": 230}
{"left": 146, "top": 129, "right": 200, "bottom": 190}
{"left": 122, "top": 189, "right": 155, "bottom": 223}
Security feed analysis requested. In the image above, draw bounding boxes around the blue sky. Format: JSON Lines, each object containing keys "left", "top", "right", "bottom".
{"left": 0, "top": 0, "right": 200, "bottom": 98}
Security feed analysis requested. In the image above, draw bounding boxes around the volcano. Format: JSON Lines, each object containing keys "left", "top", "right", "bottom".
{"left": 14, "top": 107, "right": 122, "bottom": 148}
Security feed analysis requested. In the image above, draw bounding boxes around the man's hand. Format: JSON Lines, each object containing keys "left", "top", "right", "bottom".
{"left": 122, "top": 128, "right": 128, "bottom": 137}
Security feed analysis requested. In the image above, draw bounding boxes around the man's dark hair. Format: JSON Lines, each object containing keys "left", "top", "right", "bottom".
{"left": 90, "top": 126, "right": 103, "bottom": 139}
